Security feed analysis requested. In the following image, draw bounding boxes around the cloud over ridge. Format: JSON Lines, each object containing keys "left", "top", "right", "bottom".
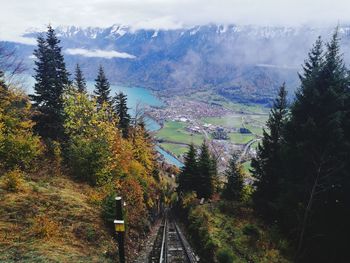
{"left": 65, "top": 48, "right": 136, "bottom": 59}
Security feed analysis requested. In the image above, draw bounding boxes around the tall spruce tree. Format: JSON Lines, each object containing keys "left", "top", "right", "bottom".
{"left": 113, "top": 92, "right": 131, "bottom": 138}
{"left": 222, "top": 153, "right": 244, "bottom": 201}
{"left": 197, "top": 141, "right": 215, "bottom": 199}
{"left": 74, "top": 64, "right": 87, "bottom": 93}
{"left": 251, "top": 83, "right": 288, "bottom": 221}
{"left": 94, "top": 65, "right": 111, "bottom": 108}
{"left": 178, "top": 144, "right": 197, "bottom": 194}
{"left": 30, "top": 26, "right": 70, "bottom": 140}
{"left": 279, "top": 32, "right": 350, "bottom": 262}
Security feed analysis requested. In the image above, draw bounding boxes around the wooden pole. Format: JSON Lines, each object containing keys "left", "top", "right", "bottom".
{"left": 115, "top": 197, "right": 125, "bottom": 263}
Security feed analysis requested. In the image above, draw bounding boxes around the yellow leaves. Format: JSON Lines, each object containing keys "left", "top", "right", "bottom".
{"left": 31, "top": 215, "right": 60, "bottom": 240}
{"left": 0, "top": 86, "right": 42, "bottom": 171}
{"left": 1, "top": 167, "right": 25, "bottom": 192}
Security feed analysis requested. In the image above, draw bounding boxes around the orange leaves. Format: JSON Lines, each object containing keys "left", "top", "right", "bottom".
{"left": 116, "top": 176, "right": 147, "bottom": 231}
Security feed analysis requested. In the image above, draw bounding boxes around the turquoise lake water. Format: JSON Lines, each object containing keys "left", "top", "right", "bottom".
{"left": 156, "top": 146, "right": 184, "bottom": 167}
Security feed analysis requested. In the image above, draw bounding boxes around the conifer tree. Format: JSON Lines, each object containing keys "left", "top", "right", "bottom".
{"left": 197, "top": 141, "right": 215, "bottom": 198}
{"left": 74, "top": 64, "right": 87, "bottom": 93}
{"left": 222, "top": 153, "right": 244, "bottom": 201}
{"left": 178, "top": 144, "right": 197, "bottom": 194}
{"left": 30, "top": 25, "right": 70, "bottom": 140}
{"left": 94, "top": 65, "right": 111, "bottom": 108}
{"left": 251, "top": 83, "right": 288, "bottom": 220}
{"left": 267, "top": 31, "right": 350, "bottom": 262}
{"left": 286, "top": 31, "right": 350, "bottom": 261}
{"left": 113, "top": 92, "right": 131, "bottom": 138}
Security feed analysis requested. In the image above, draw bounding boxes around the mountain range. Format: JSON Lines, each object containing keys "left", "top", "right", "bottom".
{"left": 3, "top": 24, "right": 350, "bottom": 104}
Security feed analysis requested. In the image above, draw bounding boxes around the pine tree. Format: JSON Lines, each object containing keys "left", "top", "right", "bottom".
{"left": 197, "top": 141, "right": 215, "bottom": 199}
{"left": 279, "top": 31, "right": 350, "bottom": 262}
{"left": 74, "top": 64, "right": 87, "bottom": 93}
{"left": 30, "top": 26, "right": 70, "bottom": 140}
{"left": 178, "top": 144, "right": 197, "bottom": 194}
{"left": 94, "top": 65, "right": 111, "bottom": 108}
{"left": 113, "top": 92, "right": 131, "bottom": 138}
{"left": 222, "top": 153, "right": 244, "bottom": 201}
{"left": 251, "top": 83, "right": 288, "bottom": 220}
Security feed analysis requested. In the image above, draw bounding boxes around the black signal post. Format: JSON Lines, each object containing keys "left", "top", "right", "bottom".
{"left": 114, "top": 196, "right": 125, "bottom": 263}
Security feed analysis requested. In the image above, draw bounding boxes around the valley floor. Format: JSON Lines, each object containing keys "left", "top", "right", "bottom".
{"left": 148, "top": 89, "right": 269, "bottom": 172}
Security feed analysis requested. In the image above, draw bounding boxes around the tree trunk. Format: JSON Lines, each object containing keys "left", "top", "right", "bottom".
{"left": 296, "top": 169, "right": 321, "bottom": 259}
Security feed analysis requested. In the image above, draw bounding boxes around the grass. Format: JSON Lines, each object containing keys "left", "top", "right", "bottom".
{"left": 242, "top": 161, "right": 252, "bottom": 175}
{"left": 229, "top": 133, "right": 255, "bottom": 144}
{"left": 187, "top": 202, "right": 292, "bottom": 263}
{"left": 189, "top": 89, "right": 270, "bottom": 115}
{"left": 156, "top": 121, "right": 204, "bottom": 146}
{"left": 245, "top": 125, "right": 264, "bottom": 136}
{"left": 160, "top": 143, "right": 188, "bottom": 157}
{"left": 201, "top": 115, "right": 243, "bottom": 128}
{"left": 0, "top": 169, "right": 117, "bottom": 263}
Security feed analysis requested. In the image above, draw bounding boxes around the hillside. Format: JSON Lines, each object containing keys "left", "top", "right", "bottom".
{"left": 0, "top": 169, "right": 117, "bottom": 262}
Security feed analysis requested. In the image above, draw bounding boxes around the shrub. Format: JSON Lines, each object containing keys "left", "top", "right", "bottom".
{"left": 46, "top": 139, "right": 62, "bottom": 171}
{"left": 31, "top": 215, "right": 59, "bottom": 239}
{"left": 63, "top": 90, "right": 118, "bottom": 185}
{"left": 0, "top": 86, "right": 42, "bottom": 171}
{"left": 73, "top": 223, "right": 98, "bottom": 243}
{"left": 2, "top": 168, "right": 24, "bottom": 192}
{"left": 243, "top": 224, "right": 261, "bottom": 247}
{"left": 217, "top": 248, "right": 236, "bottom": 263}
{"left": 102, "top": 192, "right": 116, "bottom": 225}
{"left": 243, "top": 224, "right": 260, "bottom": 238}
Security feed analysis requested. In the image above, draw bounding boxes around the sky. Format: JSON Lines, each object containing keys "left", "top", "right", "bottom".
{"left": 1, "top": 0, "right": 350, "bottom": 44}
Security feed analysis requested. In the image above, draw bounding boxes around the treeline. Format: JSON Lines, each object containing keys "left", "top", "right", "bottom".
{"left": 0, "top": 26, "right": 165, "bottom": 246}
{"left": 177, "top": 143, "right": 245, "bottom": 202}
{"left": 178, "top": 142, "right": 226, "bottom": 199}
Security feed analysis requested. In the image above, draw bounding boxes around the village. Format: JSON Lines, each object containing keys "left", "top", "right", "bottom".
{"left": 145, "top": 95, "right": 265, "bottom": 172}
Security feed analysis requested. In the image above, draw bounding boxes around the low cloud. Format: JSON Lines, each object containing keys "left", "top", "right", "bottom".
{"left": 65, "top": 48, "right": 136, "bottom": 59}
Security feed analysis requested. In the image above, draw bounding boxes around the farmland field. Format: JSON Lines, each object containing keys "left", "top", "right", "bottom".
{"left": 159, "top": 143, "right": 189, "bottom": 157}
{"left": 156, "top": 121, "right": 204, "bottom": 146}
{"left": 228, "top": 133, "right": 255, "bottom": 144}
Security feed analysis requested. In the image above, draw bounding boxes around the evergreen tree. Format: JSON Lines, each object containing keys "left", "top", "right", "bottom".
{"left": 113, "top": 92, "right": 131, "bottom": 138}
{"left": 178, "top": 144, "right": 197, "bottom": 194}
{"left": 74, "top": 64, "right": 87, "bottom": 93}
{"left": 94, "top": 65, "right": 111, "bottom": 108}
{"left": 251, "top": 83, "right": 288, "bottom": 220}
{"left": 222, "top": 153, "right": 244, "bottom": 201}
{"left": 197, "top": 141, "right": 215, "bottom": 199}
{"left": 30, "top": 26, "right": 70, "bottom": 140}
{"left": 279, "top": 31, "right": 350, "bottom": 262}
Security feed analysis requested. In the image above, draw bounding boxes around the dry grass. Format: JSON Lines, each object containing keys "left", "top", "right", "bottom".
{"left": 0, "top": 168, "right": 117, "bottom": 262}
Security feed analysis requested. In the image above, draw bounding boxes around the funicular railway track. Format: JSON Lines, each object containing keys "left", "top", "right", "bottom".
{"left": 149, "top": 211, "right": 197, "bottom": 263}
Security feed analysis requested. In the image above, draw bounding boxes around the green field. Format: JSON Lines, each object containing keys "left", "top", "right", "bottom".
{"left": 201, "top": 115, "right": 243, "bottom": 128}
{"left": 251, "top": 140, "right": 260, "bottom": 149}
{"left": 244, "top": 125, "right": 264, "bottom": 136}
{"left": 229, "top": 133, "right": 255, "bottom": 144}
{"left": 189, "top": 90, "right": 270, "bottom": 115}
{"left": 156, "top": 121, "right": 204, "bottom": 145}
{"left": 242, "top": 161, "right": 252, "bottom": 175}
{"left": 160, "top": 143, "right": 189, "bottom": 157}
